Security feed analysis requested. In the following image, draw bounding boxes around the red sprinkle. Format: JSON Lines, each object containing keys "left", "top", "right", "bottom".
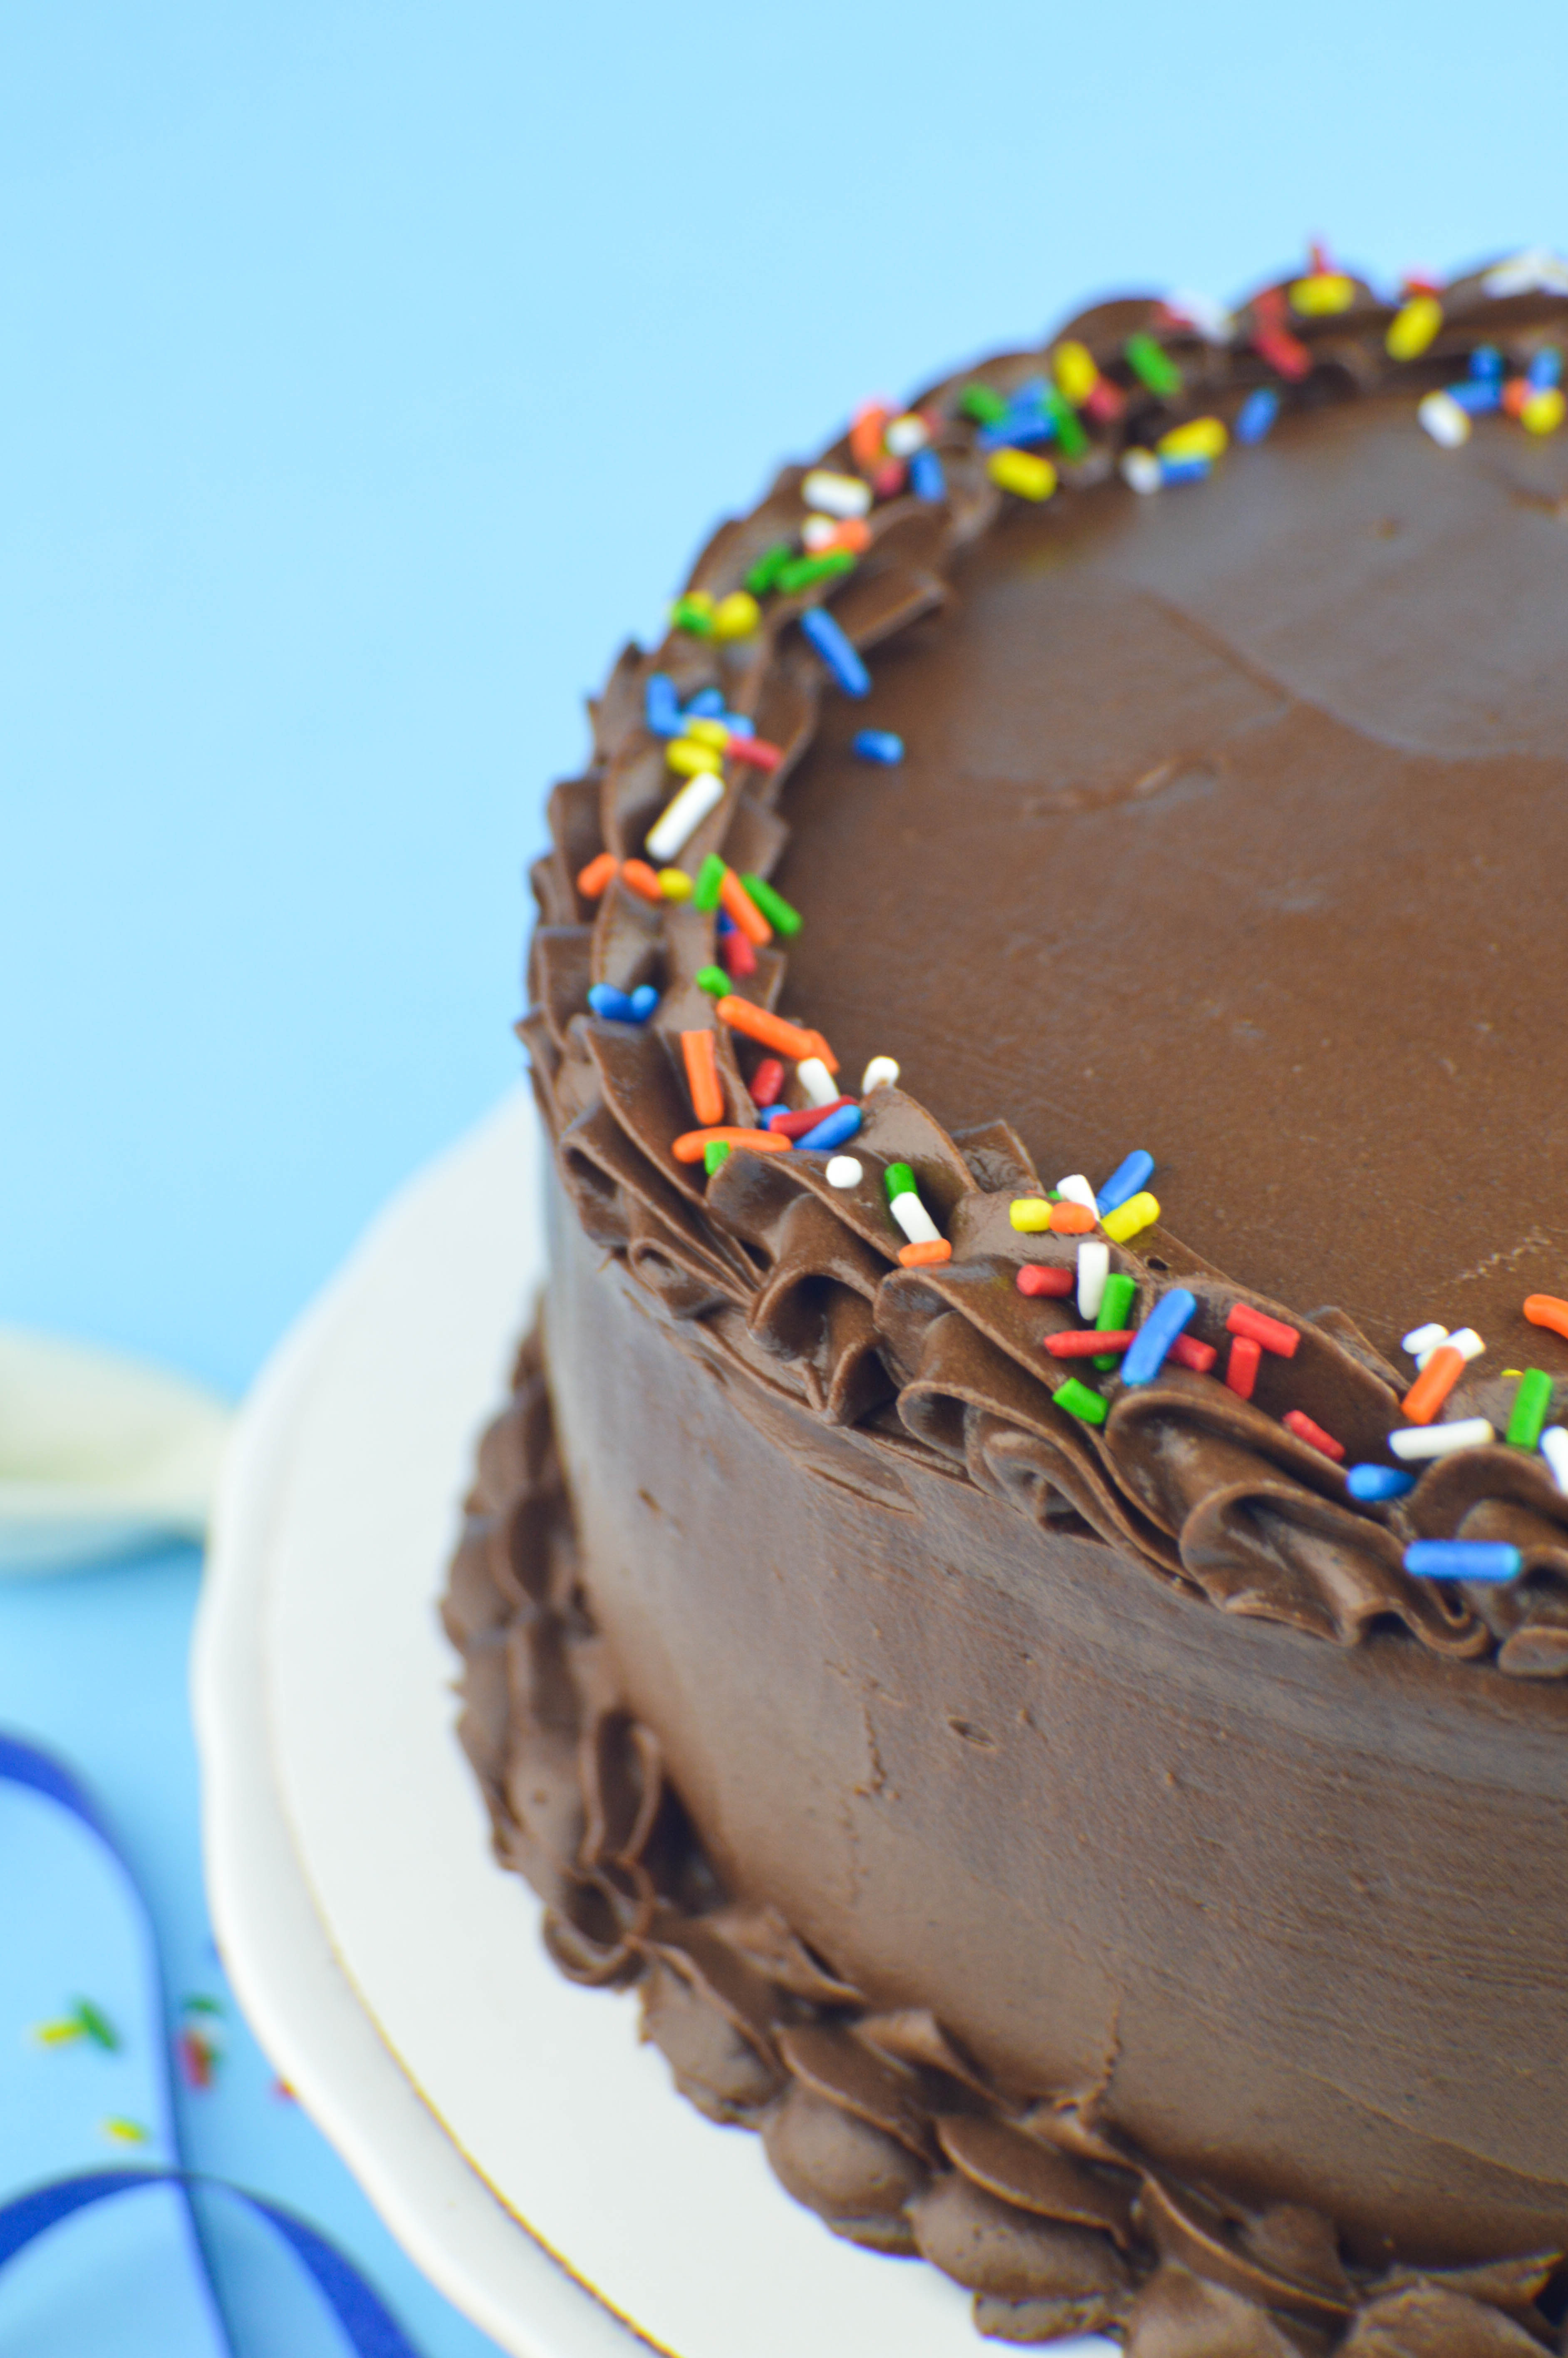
{"left": 1226, "top": 1303, "right": 1300, "bottom": 1357}
{"left": 872, "top": 458, "right": 905, "bottom": 499}
{"left": 720, "top": 926, "right": 758, "bottom": 980}
{"left": 768, "top": 1096, "right": 852, "bottom": 1140}
{"left": 1044, "top": 1330, "right": 1135, "bottom": 1359}
{"left": 1085, "top": 378, "right": 1125, "bottom": 423}
{"left": 1225, "top": 1335, "right": 1261, "bottom": 1401}
{"left": 1016, "top": 1265, "right": 1074, "bottom": 1299}
{"left": 1282, "top": 1409, "right": 1345, "bottom": 1463}
{"left": 1167, "top": 1334, "right": 1217, "bottom": 1375}
{"left": 726, "top": 736, "right": 782, "bottom": 772}
{"left": 750, "top": 1057, "right": 785, "bottom": 1109}
{"left": 1250, "top": 287, "right": 1312, "bottom": 380}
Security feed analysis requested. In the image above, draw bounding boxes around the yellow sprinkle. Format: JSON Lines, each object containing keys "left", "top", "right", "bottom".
{"left": 684, "top": 716, "right": 731, "bottom": 750}
{"left": 1522, "top": 387, "right": 1566, "bottom": 436}
{"left": 666, "top": 737, "right": 723, "bottom": 778}
{"left": 1009, "top": 1197, "right": 1053, "bottom": 1234}
{"left": 1503, "top": 1369, "right": 1525, "bottom": 1381}
{"left": 657, "top": 867, "right": 694, "bottom": 902}
{"left": 987, "top": 449, "right": 1057, "bottom": 502}
{"left": 1289, "top": 272, "right": 1356, "bottom": 317}
{"left": 101, "top": 2117, "right": 151, "bottom": 2145}
{"left": 713, "top": 590, "right": 761, "bottom": 641}
{"left": 1053, "top": 340, "right": 1099, "bottom": 407}
{"left": 35, "top": 2019, "right": 84, "bottom": 2046}
{"left": 1102, "top": 1191, "right": 1161, "bottom": 1244}
{"left": 1157, "top": 416, "right": 1228, "bottom": 463}
{"left": 1386, "top": 294, "right": 1443, "bottom": 361}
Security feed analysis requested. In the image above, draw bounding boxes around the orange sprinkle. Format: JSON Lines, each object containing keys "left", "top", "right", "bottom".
{"left": 714, "top": 996, "right": 822, "bottom": 1062}
{"left": 577, "top": 851, "right": 618, "bottom": 898}
{"left": 671, "top": 1126, "right": 792, "bottom": 1164}
{"left": 1401, "top": 1343, "right": 1465, "bottom": 1425}
{"left": 718, "top": 869, "right": 773, "bottom": 946}
{"left": 1049, "top": 1201, "right": 1097, "bottom": 1235}
{"left": 849, "top": 402, "right": 889, "bottom": 471}
{"left": 822, "top": 518, "right": 872, "bottom": 556}
{"left": 800, "top": 1028, "right": 840, "bottom": 1077}
{"left": 620, "top": 858, "right": 664, "bottom": 904}
{"left": 899, "top": 1239, "right": 953, "bottom": 1268}
{"left": 680, "top": 1029, "right": 724, "bottom": 1128}
{"left": 1525, "top": 1294, "right": 1568, "bottom": 1342}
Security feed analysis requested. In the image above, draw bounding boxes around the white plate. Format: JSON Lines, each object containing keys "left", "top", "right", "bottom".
{"left": 194, "top": 1090, "right": 1082, "bottom": 2358}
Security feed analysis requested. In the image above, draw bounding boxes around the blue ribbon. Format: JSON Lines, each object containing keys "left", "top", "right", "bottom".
{"left": 0, "top": 1731, "right": 423, "bottom": 2358}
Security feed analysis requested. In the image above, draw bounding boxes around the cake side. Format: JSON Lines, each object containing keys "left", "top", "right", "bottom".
{"left": 443, "top": 1212, "right": 1568, "bottom": 2351}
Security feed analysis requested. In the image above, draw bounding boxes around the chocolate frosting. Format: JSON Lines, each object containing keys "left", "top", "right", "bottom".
{"left": 522, "top": 265, "right": 1568, "bottom": 1669}
{"left": 449, "top": 258, "right": 1568, "bottom": 2349}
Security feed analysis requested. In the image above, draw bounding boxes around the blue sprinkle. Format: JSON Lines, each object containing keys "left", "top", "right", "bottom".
{"left": 854, "top": 729, "right": 904, "bottom": 765}
{"left": 685, "top": 686, "right": 726, "bottom": 718}
{"left": 979, "top": 407, "right": 1053, "bottom": 451}
{"left": 1528, "top": 347, "right": 1563, "bottom": 391}
{"left": 909, "top": 447, "right": 946, "bottom": 502}
{"left": 587, "top": 983, "right": 642, "bottom": 1023}
{"left": 644, "top": 673, "right": 681, "bottom": 738}
{"left": 716, "top": 908, "right": 736, "bottom": 935}
{"left": 758, "top": 1106, "right": 791, "bottom": 1130}
{"left": 627, "top": 983, "right": 659, "bottom": 1020}
{"left": 795, "top": 1102, "right": 863, "bottom": 1153}
{"left": 1347, "top": 1464, "right": 1417, "bottom": 1503}
{"left": 1469, "top": 344, "right": 1504, "bottom": 384}
{"left": 800, "top": 606, "right": 869, "bottom": 696}
{"left": 1235, "top": 387, "right": 1280, "bottom": 445}
{"left": 721, "top": 711, "right": 755, "bottom": 738}
{"left": 1121, "top": 1290, "right": 1198, "bottom": 1387}
{"left": 1159, "top": 454, "right": 1211, "bottom": 486}
{"left": 1404, "top": 1539, "right": 1523, "bottom": 1584}
{"left": 1097, "top": 1150, "right": 1154, "bottom": 1215}
{"left": 1447, "top": 378, "right": 1501, "bottom": 416}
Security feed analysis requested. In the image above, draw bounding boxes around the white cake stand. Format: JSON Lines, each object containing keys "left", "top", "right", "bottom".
{"left": 195, "top": 1091, "right": 1114, "bottom": 2358}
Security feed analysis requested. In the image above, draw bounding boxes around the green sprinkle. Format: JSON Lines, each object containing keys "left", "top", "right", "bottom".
{"left": 1123, "top": 332, "right": 1183, "bottom": 398}
{"left": 704, "top": 1140, "right": 731, "bottom": 1177}
{"left": 1054, "top": 1377, "right": 1107, "bottom": 1427}
{"left": 1507, "top": 1368, "right": 1554, "bottom": 1451}
{"left": 741, "top": 872, "right": 802, "bottom": 938}
{"left": 1042, "top": 384, "right": 1089, "bottom": 460}
{"left": 75, "top": 2001, "right": 120, "bottom": 2053}
{"left": 1095, "top": 1272, "right": 1139, "bottom": 1370}
{"left": 696, "top": 965, "right": 729, "bottom": 997}
{"left": 694, "top": 853, "right": 727, "bottom": 911}
{"left": 745, "top": 542, "right": 794, "bottom": 597}
{"left": 670, "top": 593, "right": 714, "bottom": 636}
{"left": 884, "top": 1160, "right": 917, "bottom": 1204}
{"left": 959, "top": 383, "right": 1010, "bottom": 425}
{"left": 775, "top": 549, "right": 857, "bottom": 596}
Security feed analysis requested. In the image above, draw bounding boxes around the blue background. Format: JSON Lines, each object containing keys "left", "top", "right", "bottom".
{"left": 2, "top": 2, "right": 1566, "bottom": 2348}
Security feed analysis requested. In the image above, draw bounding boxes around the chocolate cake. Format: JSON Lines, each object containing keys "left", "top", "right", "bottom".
{"left": 445, "top": 251, "right": 1568, "bottom": 2354}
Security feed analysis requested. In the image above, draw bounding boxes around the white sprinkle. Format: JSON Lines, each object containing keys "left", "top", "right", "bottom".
{"left": 1481, "top": 248, "right": 1568, "bottom": 300}
{"left": 1389, "top": 1417, "right": 1495, "bottom": 1462}
{"left": 802, "top": 468, "right": 872, "bottom": 520}
{"left": 795, "top": 1055, "right": 838, "bottom": 1108}
{"left": 1057, "top": 1174, "right": 1099, "bottom": 1216}
{"left": 1403, "top": 1320, "right": 1449, "bottom": 1361}
{"left": 1541, "top": 1426, "right": 1568, "bottom": 1493}
{"left": 645, "top": 770, "right": 725, "bottom": 864}
{"left": 800, "top": 513, "right": 841, "bottom": 551}
{"left": 884, "top": 413, "right": 930, "bottom": 457}
{"left": 1077, "top": 1239, "right": 1110, "bottom": 1323}
{"left": 1164, "top": 288, "right": 1235, "bottom": 344}
{"left": 1446, "top": 1328, "right": 1486, "bottom": 1364}
{"left": 826, "top": 1156, "right": 863, "bottom": 1191}
{"left": 890, "top": 1190, "right": 941, "bottom": 1247}
{"left": 862, "top": 1055, "right": 900, "bottom": 1093}
{"left": 1418, "top": 390, "right": 1470, "bottom": 449}
{"left": 1120, "top": 449, "right": 1163, "bottom": 495}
